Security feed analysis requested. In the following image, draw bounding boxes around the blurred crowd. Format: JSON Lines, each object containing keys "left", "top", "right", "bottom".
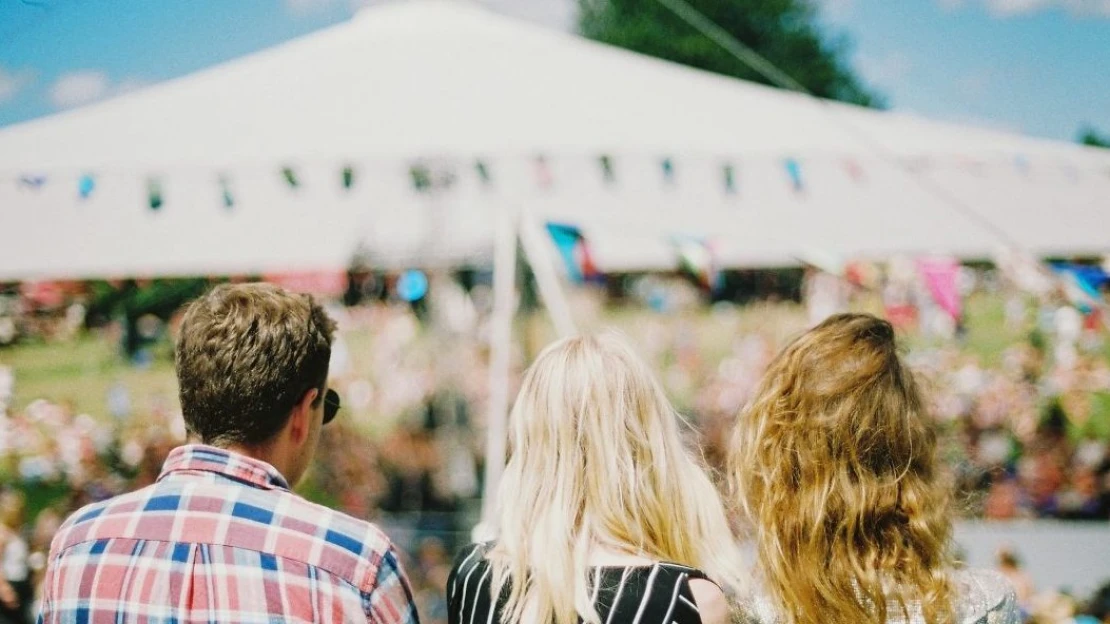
{"left": 1, "top": 267, "right": 1109, "bottom": 623}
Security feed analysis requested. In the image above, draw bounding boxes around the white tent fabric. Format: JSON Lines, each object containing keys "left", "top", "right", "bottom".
{"left": 0, "top": 0, "right": 1108, "bottom": 279}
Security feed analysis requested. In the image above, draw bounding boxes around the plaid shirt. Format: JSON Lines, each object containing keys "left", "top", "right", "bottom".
{"left": 39, "top": 444, "right": 420, "bottom": 624}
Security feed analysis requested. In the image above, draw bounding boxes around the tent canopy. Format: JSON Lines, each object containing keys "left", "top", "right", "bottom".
{"left": 1, "top": 0, "right": 1108, "bottom": 279}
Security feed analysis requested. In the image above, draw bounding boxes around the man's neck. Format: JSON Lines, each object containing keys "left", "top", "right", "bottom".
{"left": 221, "top": 442, "right": 290, "bottom": 481}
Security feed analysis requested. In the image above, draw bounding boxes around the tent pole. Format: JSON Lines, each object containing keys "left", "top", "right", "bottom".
{"left": 475, "top": 200, "right": 519, "bottom": 541}
{"left": 518, "top": 207, "right": 577, "bottom": 339}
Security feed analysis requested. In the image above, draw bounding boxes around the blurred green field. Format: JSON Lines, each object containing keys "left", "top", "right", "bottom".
{"left": 1, "top": 292, "right": 1106, "bottom": 422}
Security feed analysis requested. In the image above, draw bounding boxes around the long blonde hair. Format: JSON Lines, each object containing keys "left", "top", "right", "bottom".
{"left": 489, "top": 332, "right": 743, "bottom": 624}
{"left": 729, "top": 313, "right": 954, "bottom": 624}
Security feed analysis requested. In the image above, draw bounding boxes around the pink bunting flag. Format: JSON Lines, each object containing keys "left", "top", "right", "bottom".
{"left": 916, "top": 257, "right": 961, "bottom": 321}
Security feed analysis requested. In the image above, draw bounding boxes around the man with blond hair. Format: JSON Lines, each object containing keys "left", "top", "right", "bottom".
{"left": 39, "top": 283, "right": 419, "bottom": 624}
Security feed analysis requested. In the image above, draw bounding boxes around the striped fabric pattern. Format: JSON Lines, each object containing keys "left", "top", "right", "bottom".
{"left": 38, "top": 444, "right": 419, "bottom": 624}
{"left": 446, "top": 543, "right": 705, "bottom": 624}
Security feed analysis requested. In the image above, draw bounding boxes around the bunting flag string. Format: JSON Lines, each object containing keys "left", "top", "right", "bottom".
{"left": 545, "top": 222, "right": 599, "bottom": 284}
{"left": 6, "top": 151, "right": 1105, "bottom": 214}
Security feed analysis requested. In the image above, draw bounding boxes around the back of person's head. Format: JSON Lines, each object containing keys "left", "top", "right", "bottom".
{"left": 490, "top": 331, "right": 742, "bottom": 624}
{"left": 729, "top": 313, "right": 953, "bottom": 624}
{"left": 175, "top": 282, "right": 335, "bottom": 447}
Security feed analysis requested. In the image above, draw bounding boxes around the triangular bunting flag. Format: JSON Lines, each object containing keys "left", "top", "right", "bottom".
{"left": 672, "top": 235, "right": 721, "bottom": 292}
{"left": 545, "top": 222, "right": 599, "bottom": 283}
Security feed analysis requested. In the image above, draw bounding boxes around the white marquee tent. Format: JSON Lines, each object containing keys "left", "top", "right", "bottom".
{"left": 1, "top": 0, "right": 1108, "bottom": 281}
{"left": 3, "top": 0, "right": 1109, "bottom": 534}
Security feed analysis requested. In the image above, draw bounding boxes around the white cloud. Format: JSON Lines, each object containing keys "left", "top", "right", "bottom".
{"left": 0, "top": 65, "right": 33, "bottom": 104}
{"left": 855, "top": 51, "right": 913, "bottom": 87}
{"left": 49, "top": 71, "right": 109, "bottom": 108}
{"left": 48, "top": 71, "right": 146, "bottom": 110}
{"left": 944, "top": 0, "right": 1110, "bottom": 16}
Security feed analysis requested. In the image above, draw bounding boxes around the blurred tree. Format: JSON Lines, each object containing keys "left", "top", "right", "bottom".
{"left": 1078, "top": 126, "right": 1110, "bottom": 148}
{"left": 578, "top": 0, "right": 883, "bottom": 107}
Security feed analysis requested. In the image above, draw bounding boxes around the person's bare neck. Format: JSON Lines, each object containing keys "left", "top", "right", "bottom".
{"left": 221, "top": 442, "right": 290, "bottom": 480}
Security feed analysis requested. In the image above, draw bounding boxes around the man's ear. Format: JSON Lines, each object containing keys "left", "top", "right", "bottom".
{"left": 288, "top": 387, "right": 319, "bottom": 445}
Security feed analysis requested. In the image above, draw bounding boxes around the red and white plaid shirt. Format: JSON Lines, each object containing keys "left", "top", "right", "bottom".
{"left": 39, "top": 444, "right": 420, "bottom": 624}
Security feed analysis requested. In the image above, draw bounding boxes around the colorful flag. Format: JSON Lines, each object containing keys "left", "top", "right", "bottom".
{"left": 78, "top": 174, "right": 96, "bottom": 199}
{"left": 281, "top": 166, "right": 300, "bottom": 189}
{"left": 18, "top": 174, "right": 46, "bottom": 190}
{"left": 410, "top": 164, "right": 431, "bottom": 192}
{"left": 219, "top": 175, "right": 235, "bottom": 209}
{"left": 723, "top": 163, "right": 737, "bottom": 195}
{"left": 1052, "top": 263, "right": 1106, "bottom": 313}
{"left": 784, "top": 158, "right": 803, "bottom": 192}
{"left": 475, "top": 160, "right": 492, "bottom": 185}
{"left": 844, "top": 158, "right": 865, "bottom": 183}
{"left": 535, "top": 155, "right": 553, "bottom": 190}
{"left": 672, "top": 235, "right": 721, "bottom": 292}
{"left": 916, "top": 256, "right": 962, "bottom": 321}
{"left": 661, "top": 157, "right": 675, "bottom": 185}
{"left": 545, "top": 222, "right": 598, "bottom": 284}
{"left": 599, "top": 155, "right": 615, "bottom": 185}
{"left": 147, "top": 177, "right": 163, "bottom": 211}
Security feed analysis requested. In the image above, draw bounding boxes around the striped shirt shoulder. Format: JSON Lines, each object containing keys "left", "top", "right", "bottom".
{"left": 446, "top": 542, "right": 709, "bottom": 624}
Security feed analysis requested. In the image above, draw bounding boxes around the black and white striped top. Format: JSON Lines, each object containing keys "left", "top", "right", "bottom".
{"left": 446, "top": 542, "right": 711, "bottom": 624}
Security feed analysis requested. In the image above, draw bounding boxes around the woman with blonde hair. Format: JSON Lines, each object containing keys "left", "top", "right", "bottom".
{"left": 447, "top": 333, "right": 743, "bottom": 624}
{"left": 729, "top": 313, "right": 1017, "bottom": 624}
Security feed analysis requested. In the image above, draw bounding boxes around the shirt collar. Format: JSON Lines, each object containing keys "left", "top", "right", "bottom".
{"left": 158, "top": 444, "right": 291, "bottom": 491}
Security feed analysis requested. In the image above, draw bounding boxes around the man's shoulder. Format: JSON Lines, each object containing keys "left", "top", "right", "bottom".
{"left": 276, "top": 490, "right": 396, "bottom": 561}
{"left": 53, "top": 485, "right": 159, "bottom": 551}
{"left": 53, "top": 479, "right": 398, "bottom": 593}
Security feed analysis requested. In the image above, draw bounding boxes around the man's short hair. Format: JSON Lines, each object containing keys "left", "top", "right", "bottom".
{"left": 175, "top": 283, "right": 336, "bottom": 446}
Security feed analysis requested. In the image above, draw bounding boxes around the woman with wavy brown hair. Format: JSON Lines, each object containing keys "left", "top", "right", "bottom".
{"left": 729, "top": 313, "right": 1017, "bottom": 624}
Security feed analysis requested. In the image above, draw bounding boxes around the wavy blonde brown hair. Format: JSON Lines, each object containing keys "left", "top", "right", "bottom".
{"left": 729, "top": 313, "right": 954, "bottom": 624}
{"left": 490, "top": 332, "right": 744, "bottom": 624}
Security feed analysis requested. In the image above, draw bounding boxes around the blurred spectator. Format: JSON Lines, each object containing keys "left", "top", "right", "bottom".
{"left": 0, "top": 490, "right": 30, "bottom": 624}
{"left": 996, "top": 547, "right": 1036, "bottom": 615}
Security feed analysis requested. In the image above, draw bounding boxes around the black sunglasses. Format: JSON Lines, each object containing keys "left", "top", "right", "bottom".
{"left": 323, "top": 388, "right": 341, "bottom": 425}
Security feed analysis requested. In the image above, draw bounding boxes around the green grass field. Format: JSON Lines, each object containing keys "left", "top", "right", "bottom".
{"left": 2, "top": 293, "right": 1105, "bottom": 424}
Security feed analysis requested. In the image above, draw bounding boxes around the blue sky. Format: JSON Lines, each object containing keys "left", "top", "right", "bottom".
{"left": 0, "top": 0, "right": 1106, "bottom": 142}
